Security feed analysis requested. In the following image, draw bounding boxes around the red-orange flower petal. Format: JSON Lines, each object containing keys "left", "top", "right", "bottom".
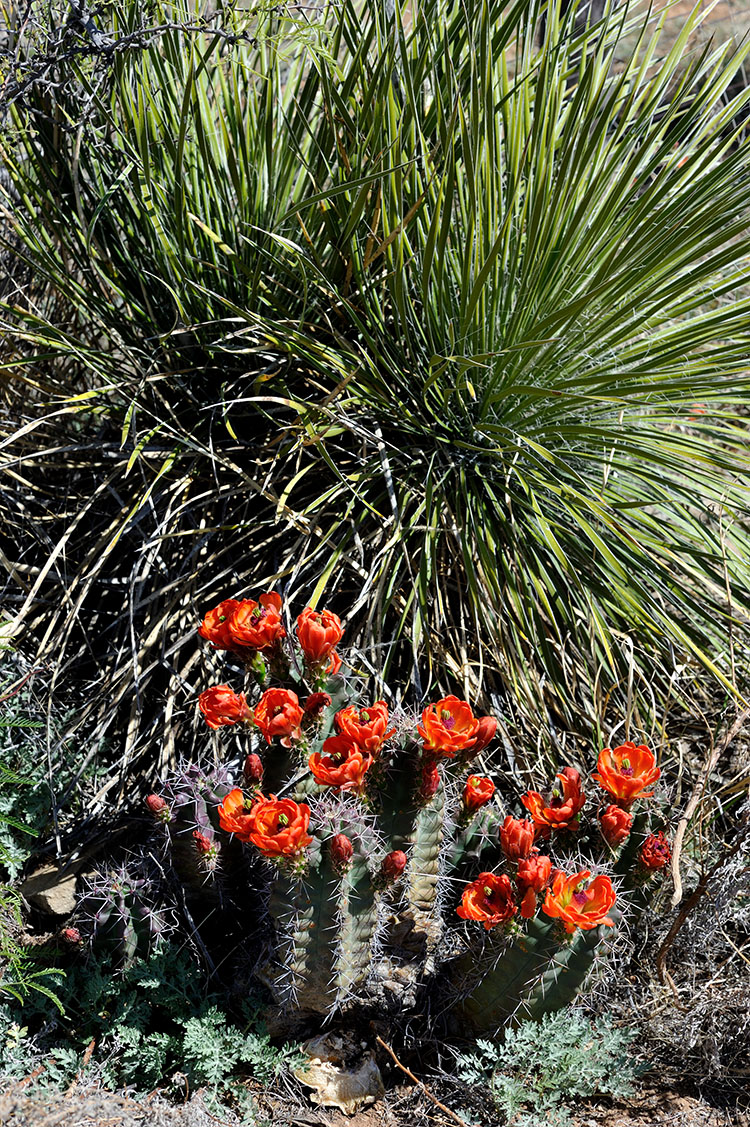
{"left": 593, "top": 742, "right": 660, "bottom": 807}
{"left": 542, "top": 869, "right": 616, "bottom": 934}
{"left": 457, "top": 872, "right": 517, "bottom": 930}
{"left": 198, "top": 599, "right": 240, "bottom": 650}
{"left": 227, "top": 592, "right": 285, "bottom": 651}
{"left": 253, "top": 688, "right": 303, "bottom": 745}
{"left": 334, "top": 701, "right": 395, "bottom": 754}
{"left": 309, "top": 735, "right": 373, "bottom": 791}
{"left": 296, "top": 607, "right": 344, "bottom": 663}
{"left": 418, "top": 696, "right": 479, "bottom": 759}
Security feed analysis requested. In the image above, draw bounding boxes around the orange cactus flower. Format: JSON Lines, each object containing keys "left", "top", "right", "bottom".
{"left": 462, "top": 775, "right": 496, "bottom": 814}
{"left": 599, "top": 804, "right": 633, "bottom": 847}
{"left": 253, "top": 688, "right": 303, "bottom": 745}
{"left": 542, "top": 869, "right": 617, "bottom": 934}
{"left": 241, "top": 793, "right": 313, "bottom": 858}
{"left": 639, "top": 831, "right": 671, "bottom": 871}
{"left": 334, "top": 701, "right": 395, "bottom": 754}
{"left": 500, "top": 816, "right": 536, "bottom": 861}
{"left": 198, "top": 598, "right": 240, "bottom": 650}
{"left": 217, "top": 788, "right": 256, "bottom": 840}
{"left": 593, "top": 742, "right": 660, "bottom": 807}
{"left": 460, "top": 715, "right": 498, "bottom": 761}
{"left": 516, "top": 852, "right": 553, "bottom": 919}
{"left": 457, "top": 872, "right": 517, "bottom": 930}
{"left": 418, "top": 696, "right": 479, "bottom": 759}
{"left": 198, "top": 685, "right": 253, "bottom": 730}
{"left": 296, "top": 607, "right": 343, "bottom": 663}
{"left": 521, "top": 767, "right": 586, "bottom": 836}
{"left": 309, "top": 735, "right": 373, "bottom": 792}
{"left": 227, "top": 592, "right": 285, "bottom": 651}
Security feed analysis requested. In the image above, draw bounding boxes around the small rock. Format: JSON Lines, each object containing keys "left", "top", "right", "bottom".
{"left": 20, "top": 864, "right": 78, "bottom": 916}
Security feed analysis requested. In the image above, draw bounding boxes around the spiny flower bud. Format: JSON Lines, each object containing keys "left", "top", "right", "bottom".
{"left": 419, "top": 762, "right": 441, "bottom": 802}
{"left": 380, "top": 850, "right": 407, "bottom": 884}
{"left": 60, "top": 926, "right": 82, "bottom": 945}
{"left": 243, "top": 753, "right": 264, "bottom": 786}
{"left": 330, "top": 833, "right": 354, "bottom": 868}
{"left": 145, "top": 794, "right": 171, "bottom": 823}
{"left": 193, "top": 830, "right": 214, "bottom": 855}
{"left": 639, "top": 831, "right": 671, "bottom": 871}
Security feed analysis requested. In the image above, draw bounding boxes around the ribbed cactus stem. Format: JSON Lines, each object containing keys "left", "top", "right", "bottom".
{"left": 456, "top": 916, "right": 561, "bottom": 1032}
{"left": 335, "top": 840, "right": 380, "bottom": 1001}
{"left": 267, "top": 839, "right": 341, "bottom": 1014}
{"left": 515, "top": 921, "right": 611, "bottom": 1023}
{"left": 403, "top": 779, "right": 446, "bottom": 957}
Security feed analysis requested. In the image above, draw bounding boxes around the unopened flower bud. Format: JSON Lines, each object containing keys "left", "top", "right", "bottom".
{"left": 304, "top": 692, "right": 332, "bottom": 715}
{"left": 193, "top": 829, "right": 214, "bottom": 855}
{"left": 145, "top": 794, "right": 171, "bottom": 823}
{"left": 639, "top": 831, "right": 671, "bottom": 871}
{"left": 60, "top": 926, "right": 82, "bottom": 945}
{"left": 380, "top": 850, "right": 407, "bottom": 884}
{"left": 500, "top": 816, "right": 535, "bottom": 861}
{"left": 599, "top": 804, "right": 633, "bottom": 847}
{"left": 330, "top": 833, "right": 354, "bottom": 868}
{"left": 419, "top": 762, "right": 441, "bottom": 802}
{"left": 459, "top": 715, "right": 498, "bottom": 761}
{"left": 243, "top": 753, "right": 264, "bottom": 786}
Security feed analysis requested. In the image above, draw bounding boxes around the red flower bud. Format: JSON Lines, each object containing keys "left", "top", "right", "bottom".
{"left": 193, "top": 829, "right": 214, "bottom": 855}
{"left": 380, "top": 850, "right": 407, "bottom": 883}
{"left": 419, "top": 762, "right": 441, "bottom": 802}
{"left": 60, "top": 926, "right": 82, "bottom": 945}
{"left": 639, "top": 831, "right": 671, "bottom": 871}
{"left": 145, "top": 794, "right": 171, "bottom": 823}
{"left": 330, "top": 833, "right": 354, "bottom": 868}
{"left": 243, "top": 753, "right": 264, "bottom": 786}
{"left": 304, "top": 692, "right": 332, "bottom": 715}
{"left": 599, "top": 804, "right": 633, "bottom": 847}
{"left": 500, "top": 816, "right": 536, "bottom": 861}
{"left": 462, "top": 775, "right": 495, "bottom": 813}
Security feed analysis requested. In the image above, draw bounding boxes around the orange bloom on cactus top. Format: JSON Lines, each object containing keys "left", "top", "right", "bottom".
{"left": 198, "top": 598, "right": 241, "bottom": 650}
{"left": 309, "top": 735, "right": 373, "bottom": 792}
{"left": 296, "top": 607, "right": 343, "bottom": 663}
{"left": 516, "top": 853, "right": 553, "bottom": 919}
{"left": 542, "top": 869, "right": 616, "bottom": 933}
{"left": 418, "top": 696, "right": 479, "bottom": 758}
{"left": 521, "top": 767, "right": 585, "bottom": 835}
{"left": 334, "top": 701, "right": 395, "bottom": 754}
{"left": 252, "top": 688, "right": 303, "bottom": 745}
{"left": 227, "top": 592, "right": 285, "bottom": 650}
{"left": 217, "top": 787, "right": 257, "bottom": 839}
{"left": 198, "top": 685, "right": 252, "bottom": 730}
{"left": 593, "top": 742, "right": 660, "bottom": 806}
{"left": 221, "top": 791, "right": 312, "bottom": 857}
{"left": 462, "top": 775, "right": 495, "bottom": 813}
{"left": 457, "top": 872, "right": 517, "bottom": 930}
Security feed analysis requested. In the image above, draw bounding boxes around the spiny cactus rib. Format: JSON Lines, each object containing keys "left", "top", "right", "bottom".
{"left": 404, "top": 780, "right": 446, "bottom": 953}
{"left": 267, "top": 839, "right": 341, "bottom": 1014}
{"left": 335, "top": 841, "right": 380, "bottom": 1002}
{"left": 515, "top": 921, "right": 610, "bottom": 1023}
{"left": 456, "top": 917, "right": 562, "bottom": 1032}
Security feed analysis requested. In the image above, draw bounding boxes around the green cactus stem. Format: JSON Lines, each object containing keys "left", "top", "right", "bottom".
{"left": 266, "top": 837, "right": 342, "bottom": 1014}
{"left": 334, "top": 838, "right": 381, "bottom": 1003}
{"left": 515, "top": 919, "right": 614, "bottom": 1023}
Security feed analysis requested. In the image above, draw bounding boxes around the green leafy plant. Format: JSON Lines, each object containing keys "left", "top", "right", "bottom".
{"left": 456, "top": 1010, "right": 644, "bottom": 1126}
{"left": 3, "top": 0, "right": 750, "bottom": 779}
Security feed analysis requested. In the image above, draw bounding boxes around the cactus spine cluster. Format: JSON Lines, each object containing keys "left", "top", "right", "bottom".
{"left": 134, "top": 591, "right": 670, "bottom": 1033}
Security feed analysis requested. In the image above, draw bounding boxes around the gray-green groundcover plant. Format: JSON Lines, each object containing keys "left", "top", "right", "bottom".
{"left": 457, "top": 1010, "right": 644, "bottom": 1126}
{"left": 2, "top": 0, "right": 750, "bottom": 776}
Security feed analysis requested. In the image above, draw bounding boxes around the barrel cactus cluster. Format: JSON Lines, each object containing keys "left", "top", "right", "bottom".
{"left": 110, "top": 590, "right": 673, "bottom": 1034}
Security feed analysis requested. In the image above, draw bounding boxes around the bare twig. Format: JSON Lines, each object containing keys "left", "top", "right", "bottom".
{"left": 375, "top": 1036, "right": 475, "bottom": 1127}
{"left": 670, "top": 707, "right": 750, "bottom": 907}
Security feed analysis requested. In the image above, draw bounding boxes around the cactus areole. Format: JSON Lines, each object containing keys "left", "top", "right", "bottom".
{"left": 141, "top": 590, "right": 670, "bottom": 1035}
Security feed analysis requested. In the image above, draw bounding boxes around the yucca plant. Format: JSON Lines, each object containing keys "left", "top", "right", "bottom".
{"left": 1, "top": 0, "right": 749, "bottom": 786}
